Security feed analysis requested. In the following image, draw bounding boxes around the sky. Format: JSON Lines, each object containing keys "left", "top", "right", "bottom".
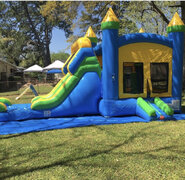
{"left": 49, "top": 28, "right": 71, "bottom": 54}
{"left": 50, "top": 3, "right": 84, "bottom": 55}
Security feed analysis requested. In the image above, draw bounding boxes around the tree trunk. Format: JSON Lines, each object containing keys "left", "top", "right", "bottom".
{"left": 14, "top": 59, "right": 19, "bottom": 66}
{"left": 43, "top": 44, "right": 51, "bottom": 67}
{"left": 40, "top": 45, "right": 50, "bottom": 67}
{"left": 43, "top": 20, "right": 51, "bottom": 67}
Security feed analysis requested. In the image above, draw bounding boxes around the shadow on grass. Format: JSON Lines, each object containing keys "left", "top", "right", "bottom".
{"left": 0, "top": 132, "right": 31, "bottom": 140}
{"left": 0, "top": 122, "right": 181, "bottom": 179}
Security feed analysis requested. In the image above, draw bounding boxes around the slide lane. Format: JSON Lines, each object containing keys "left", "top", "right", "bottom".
{"left": 31, "top": 56, "right": 101, "bottom": 110}
{"left": 31, "top": 48, "right": 93, "bottom": 104}
{"left": 31, "top": 74, "right": 69, "bottom": 103}
{"left": 31, "top": 74, "right": 78, "bottom": 110}
{"left": 0, "top": 71, "right": 101, "bottom": 121}
{"left": 31, "top": 53, "right": 77, "bottom": 103}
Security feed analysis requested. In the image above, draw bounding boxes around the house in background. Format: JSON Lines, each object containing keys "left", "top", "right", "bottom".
{"left": 0, "top": 57, "right": 25, "bottom": 92}
{"left": 0, "top": 58, "right": 17, "bottom": 81}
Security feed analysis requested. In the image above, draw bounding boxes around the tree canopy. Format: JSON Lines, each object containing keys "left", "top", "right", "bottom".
{"left": 0, "top": 1, "right": 184, "bottom": 68}
{"left": 51, "top": 51, "right": 70, "bottom": 63}
{"left": 78, "top": 1, "right": 179, "bottom": 37}
{"left": 44, "top": 1, "right": 179, "bottom": 45}
{"left": 0, "top": 1, "right": 78, "bottom": 67}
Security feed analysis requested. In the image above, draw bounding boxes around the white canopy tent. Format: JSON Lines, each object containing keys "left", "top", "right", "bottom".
{"left": 43, "top": 60, "right": 64, "bottom": 70}
{"left": 24, "top": 64, "right": 43, "bottom": 72}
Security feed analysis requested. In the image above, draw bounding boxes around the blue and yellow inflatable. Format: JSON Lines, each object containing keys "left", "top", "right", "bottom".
{"left": 0, "top": 8, "right": 185, "bottom": 126}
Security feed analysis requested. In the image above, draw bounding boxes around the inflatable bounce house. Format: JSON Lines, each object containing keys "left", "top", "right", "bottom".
{"left": 1, "top": 8, "right": 185, "bottom": 134}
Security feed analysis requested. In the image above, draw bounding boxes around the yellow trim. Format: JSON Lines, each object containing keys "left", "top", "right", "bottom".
{"left": 85, "top": 26, "right": 97, "bottom": 38}
{"left": 119, "top": 93, "right": 146, "bottom": 98}
{"left": 102, "top": 7, "right": 119, "bottom": 23}
{"left": 67, "top": 49, "right": 81, "bottom": 75}
{"left": 118, "top": 43, "right": 172, "bottom": 99}
{"left": 0, "top": 102, "right": 7, "bottom": 111}
{"left": 168, "top": 12, "right": 185, "bottom": 27}
{"left": 31, "top": 75, "right": 73, "bottom": 109}
{"left": 147, "top": 78, "right": 152, "bottom": 92}
{"left": 62, "top": 54, "right": 73, "bottom": 75}
{"left": 71, "top": 37, "right": 91, "bottom": 54}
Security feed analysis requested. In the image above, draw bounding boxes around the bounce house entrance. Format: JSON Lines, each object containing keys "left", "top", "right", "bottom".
{"left": 122, "top": 62, "right": 169, "bottom": 98}
{"left": 150, "top": 63, "right": 169, "bottom": 94}
{"left": 119, "top": 43, "right": 172, "bottom": 99}
{"left": 123, "top": 62, "right": 143, "bottom": 94}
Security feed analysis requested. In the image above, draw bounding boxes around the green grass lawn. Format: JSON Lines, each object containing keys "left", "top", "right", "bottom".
{"left": 0, "top": 87, "right": 185, "bottom": 179}
{"left": 0, "top": 121, "right": 185, "bottom": 179}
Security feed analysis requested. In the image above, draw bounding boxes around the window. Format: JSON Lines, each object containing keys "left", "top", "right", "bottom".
{"left": 150, "top": 63, "right": 168, "bottom": 93}
{"left": 1, "top": 72, "right": 7, "bottom": 81}
{"left": 123, "top": 63, "right": 143, "bottom": 94}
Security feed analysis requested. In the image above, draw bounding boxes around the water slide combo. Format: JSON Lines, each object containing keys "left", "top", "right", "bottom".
{"left": 1, "top": 8, "right": 185, "bottom": 134}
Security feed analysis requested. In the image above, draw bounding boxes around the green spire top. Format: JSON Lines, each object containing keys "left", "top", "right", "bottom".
{"left": 167, "top": 12, "right": 185, "bottom": 33}
{"left": 84, "top": 26, "right": 98, "bottom": 43}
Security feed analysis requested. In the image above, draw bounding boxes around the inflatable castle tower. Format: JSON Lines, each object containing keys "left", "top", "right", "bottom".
{"left": 97, "top": 8, "right": 185, "bottom": 118}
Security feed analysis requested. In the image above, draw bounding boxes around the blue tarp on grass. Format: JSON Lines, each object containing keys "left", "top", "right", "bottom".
{"left": 1, "top": 114, "right": 185, "bottom": 135}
